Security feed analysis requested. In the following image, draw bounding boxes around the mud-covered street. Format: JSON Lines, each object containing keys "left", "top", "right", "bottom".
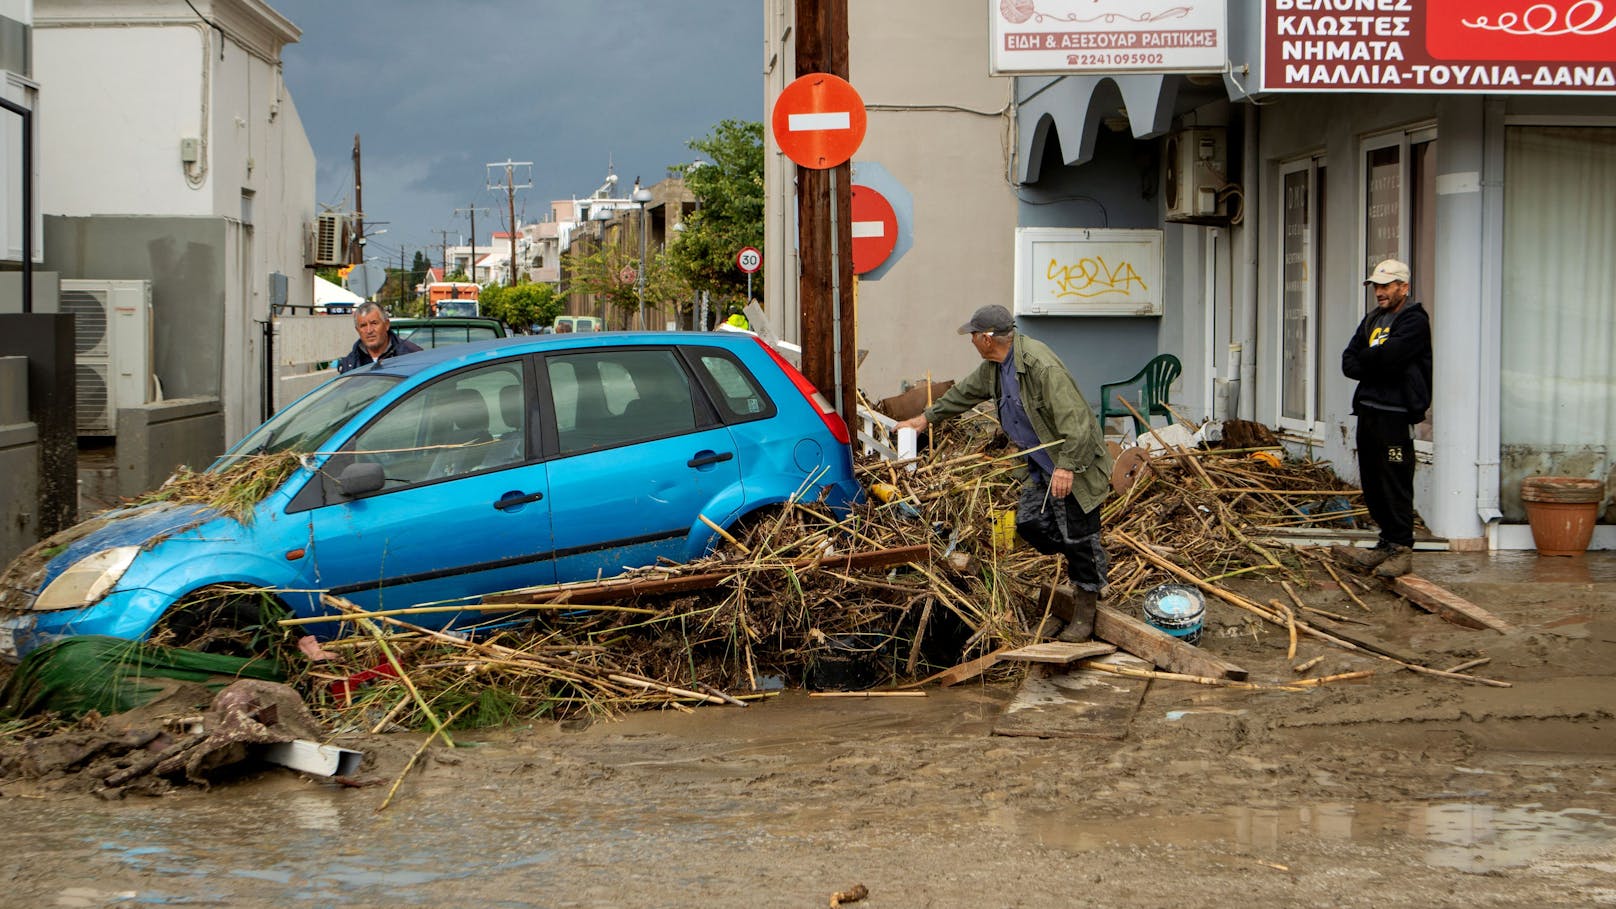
{"left": 1, "top": 552, "right": 1613, "bottom": 908}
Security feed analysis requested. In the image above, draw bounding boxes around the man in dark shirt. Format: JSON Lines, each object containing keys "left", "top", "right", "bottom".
{"left": 336, "top": 301, "right": 423, "bottom": 374}
{"left": 897, "top": 304, "right": 1112, "bottom": 641}
{"left": 1338, "top": 259, "right": 1432, "bottom": 578}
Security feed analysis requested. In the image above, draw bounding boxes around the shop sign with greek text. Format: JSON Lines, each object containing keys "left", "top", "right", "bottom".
{"left": 1263, "top": 0, "right": 1616, "bottom": 94}
{"left": 990, "top": 0, "right": 1226, "bottom": 75}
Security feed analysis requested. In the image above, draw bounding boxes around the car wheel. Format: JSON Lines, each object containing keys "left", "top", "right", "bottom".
{"left": 151, "top": 586, "right": 291, "bottom": 657}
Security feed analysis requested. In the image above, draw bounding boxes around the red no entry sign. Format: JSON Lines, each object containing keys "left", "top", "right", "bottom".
{"left": 772, "top": 73, "right": 867, "bottom": 170}
{"left": 850, "top": 185, "right": 898, "bottom": 275}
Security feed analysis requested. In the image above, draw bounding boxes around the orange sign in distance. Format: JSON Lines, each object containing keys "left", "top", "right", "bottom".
{"left": 772, "top": 73, "right": 867, "bottom": 170}
{"left": 850, "top": 185, "right": 898, "bottom": 274}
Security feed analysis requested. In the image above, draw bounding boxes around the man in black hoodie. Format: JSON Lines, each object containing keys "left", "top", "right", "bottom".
{"left": 1338, "top": 259, "right": 1432, "bottom": 578}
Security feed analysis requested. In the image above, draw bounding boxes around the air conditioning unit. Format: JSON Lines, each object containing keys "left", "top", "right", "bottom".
{"left": 308, "top": 212, "right": 351, "bottom": 266}
{"left": 59, "top": 279, "right": 156, "bottom": 436}
{"left": 1164, "top": 128, "right": 1229, "bottom": 223}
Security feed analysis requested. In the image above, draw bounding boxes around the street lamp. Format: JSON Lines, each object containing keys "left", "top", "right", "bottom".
{"left": 591, "top": 206, "right": 614, "bottom": 323}
{"left": 631, "top": 181, "right": 654, "bottom": 330}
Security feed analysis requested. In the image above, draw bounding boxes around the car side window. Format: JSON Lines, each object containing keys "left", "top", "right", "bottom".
{"left": 547, "top": 349, "right": 697, "bottom": 454}
{"left": 349, "top": 361, "right": 528, "bottom": 488}
{"left": 692, "top": 350, "right": 775, "bottom": 423}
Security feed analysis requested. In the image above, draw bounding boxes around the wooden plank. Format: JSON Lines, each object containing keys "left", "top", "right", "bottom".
{"left": 483, "top": 544, "right": 931, "bottom": 606}
{"left": 1390, "top": 575, "right": 1515, "bottom": 633}
{"left": 923, "top": 649, "right": 1007, "bottom": 688}
{"left": 992, "top": 654, "right": 1151, "bottom": 740}
{"left": 999, "top": 641, "right": 1116, "bottom": 665}
{"left": 1037, "top": 584, "right": 1248, "bottom": 681}
{"left": 1094, "top": 606, "right": 1250, "bottom": 682}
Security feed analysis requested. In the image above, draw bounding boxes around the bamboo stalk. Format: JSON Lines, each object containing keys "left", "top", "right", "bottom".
{"left": 378, "top": 701, "right": 473, "bottom": 812}
{"left": 1317, "top": 558, "right": 1372, "bottom": 611}
{"left": 1292, "top": 655, "right": 1325, "bottom": 674}
{"left": 808, "top": 690, "right": 928, "bottom": 698}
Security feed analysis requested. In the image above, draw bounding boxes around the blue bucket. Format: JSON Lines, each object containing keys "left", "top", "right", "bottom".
{"left": 1141, "top": 584, "right": 1206, "bottom": 645}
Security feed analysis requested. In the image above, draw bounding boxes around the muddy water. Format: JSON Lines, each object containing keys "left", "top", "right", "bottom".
{"left": 6, "top": 553, "right": 1616, "bottom": 907}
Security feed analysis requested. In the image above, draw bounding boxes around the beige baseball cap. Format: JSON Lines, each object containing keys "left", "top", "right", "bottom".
{"left": 1364, "top": 259, "right": 1411, "bottom": 285}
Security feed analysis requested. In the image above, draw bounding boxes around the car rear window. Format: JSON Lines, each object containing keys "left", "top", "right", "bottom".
{"left": 547, "top": 348, "right": 699, "bottom": 453}
{"left": 690, "top": 349, "right": 775, "bottom": 423}
{"left": 397, "top": 324, "right": 501, "bottom": 348}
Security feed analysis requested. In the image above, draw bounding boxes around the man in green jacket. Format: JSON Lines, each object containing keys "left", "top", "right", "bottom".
{"left": 896, "top": 304, "right": 1113, "bottom": 641}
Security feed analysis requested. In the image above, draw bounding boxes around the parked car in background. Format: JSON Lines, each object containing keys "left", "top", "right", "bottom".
{"left": 553, "top": 315, "right": 602, "bottom": 333}
{"left": 0, "top": 332, "right": 860, "bottom": 661}
{"left": 392, "top": 317, "right": 507, "bottom": 349}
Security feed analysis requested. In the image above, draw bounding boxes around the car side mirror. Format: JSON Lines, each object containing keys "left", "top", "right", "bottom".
{"left": 336, "top": 461, "right": 386, "bottom": 497}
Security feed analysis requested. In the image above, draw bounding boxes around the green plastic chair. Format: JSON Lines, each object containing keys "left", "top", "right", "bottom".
{"left": 1099, "top": 354, "right": 1182, "bottom": 436}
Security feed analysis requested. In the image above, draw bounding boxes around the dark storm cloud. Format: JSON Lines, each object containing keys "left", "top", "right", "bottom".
{"left": 270, "top": 1, "right": 763, "bottom": 259}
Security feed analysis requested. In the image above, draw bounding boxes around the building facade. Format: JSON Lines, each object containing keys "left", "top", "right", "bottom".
{"left": 764, "top": 1, "right": 1614, "bottom": 550}
{"left": 34, "top": 0, "right": 317, "bottom": 443}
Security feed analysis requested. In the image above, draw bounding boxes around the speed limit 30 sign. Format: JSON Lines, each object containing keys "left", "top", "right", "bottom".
{"left": 736, "top": 246, "right": 762, "bottom": 273}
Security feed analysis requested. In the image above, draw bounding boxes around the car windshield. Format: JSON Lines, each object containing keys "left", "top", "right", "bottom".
{"left": 214, "top": 374, "right": 400, "bottom": 470}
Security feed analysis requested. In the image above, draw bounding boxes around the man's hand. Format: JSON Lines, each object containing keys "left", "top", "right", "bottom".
{"left": 895, "top": 414, "right": 929, "bottom": 434}
{"left": 1050, "top": 467, "right": 1074, "bottom": 499}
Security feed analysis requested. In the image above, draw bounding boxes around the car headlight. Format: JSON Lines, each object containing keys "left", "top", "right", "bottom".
{"left": 33, "top": 546, "right": 141, "bottom": 611}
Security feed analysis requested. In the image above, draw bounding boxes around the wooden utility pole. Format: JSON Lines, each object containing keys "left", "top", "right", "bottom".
{"left": 487, "top": 160, "right": 533, "bottom": 285}
{"left": 795, "top": 0, "right": 856, "bottom": 425}
{"left": 432, "top": 228, "right": 452, "bottom": 275}
{"left": 349, "top": 134, "right": 363, "bottom": 264}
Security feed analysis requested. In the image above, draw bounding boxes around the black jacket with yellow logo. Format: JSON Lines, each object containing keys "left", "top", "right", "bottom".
{"left": 1342, "top": 300, "right": 1431, "bottom": 420}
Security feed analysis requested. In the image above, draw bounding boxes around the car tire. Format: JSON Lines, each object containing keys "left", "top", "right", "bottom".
{"left": 153, "top": 586, "right": 289, "bottom": 657}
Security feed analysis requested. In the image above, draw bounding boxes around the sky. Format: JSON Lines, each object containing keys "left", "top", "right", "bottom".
{"left": 270, "top": 1, "right": 765, "bottom": 271}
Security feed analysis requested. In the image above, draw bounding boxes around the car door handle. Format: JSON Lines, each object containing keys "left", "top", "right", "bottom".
{"left": 494, "top": 490, "right": 544, "bottom": 510}
{"left": 687, "top": 450, "right": 735, "bottom": 469}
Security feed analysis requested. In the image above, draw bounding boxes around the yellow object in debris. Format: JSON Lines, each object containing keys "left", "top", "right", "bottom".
{"left": 1249, "top": 450, "right": 1282, "bottom": 468}
{"left": 870, "top": 482, "right": 900, "bottom": 504}
{"left": 991, "top": 509, "right": 1019, "bottom": 551}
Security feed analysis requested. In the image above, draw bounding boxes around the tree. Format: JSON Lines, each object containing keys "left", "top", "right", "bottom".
{"left": 665, "top": 119, "right": 764, "bottom": 312}
{"left": 563, "top": 244, "right": 684, "bottom": 329}
{"left": 480, "top": 281, "right": 563, "bottom": 331}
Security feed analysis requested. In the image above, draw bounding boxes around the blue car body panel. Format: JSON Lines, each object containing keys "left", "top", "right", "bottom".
{"left": 2, "top": 332, "right": 864, "bottom": 660}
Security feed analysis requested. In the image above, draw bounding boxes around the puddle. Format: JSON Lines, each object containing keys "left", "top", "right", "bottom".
{"left": 999, "top": 801, "right": 1616, "bottom": 873}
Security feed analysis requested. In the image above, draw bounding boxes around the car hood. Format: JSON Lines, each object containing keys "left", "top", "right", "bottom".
{"left": 0, "top": 503, "right": 221, "bottom": 607}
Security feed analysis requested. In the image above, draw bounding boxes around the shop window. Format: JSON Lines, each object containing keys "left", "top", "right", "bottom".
{"left": 1278, "top": 156, "right": 1327, "bottom": 433}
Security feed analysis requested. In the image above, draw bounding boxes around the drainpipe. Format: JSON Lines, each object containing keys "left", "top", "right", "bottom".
{"left": 1475, "top": 98, "right": 1507, "bottom": 531}
{"left": 1236, "top": 104, "right": 1260, "bottom": 420}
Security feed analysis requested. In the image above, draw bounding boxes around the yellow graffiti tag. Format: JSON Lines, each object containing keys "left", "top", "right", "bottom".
{"left": 1046, "top": 256, "right": 1149, "bottom": 299}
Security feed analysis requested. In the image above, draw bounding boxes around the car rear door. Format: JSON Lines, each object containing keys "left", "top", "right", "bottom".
{"left": 305, "top": 357, "right": 555, "bottom": 627}
{"left": 540, "top": 346, "right": 742, "bottom": 581}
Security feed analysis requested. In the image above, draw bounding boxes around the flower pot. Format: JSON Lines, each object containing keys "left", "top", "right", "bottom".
{"left": 1520, "top": 477, "right": 1606, "bottom": 557}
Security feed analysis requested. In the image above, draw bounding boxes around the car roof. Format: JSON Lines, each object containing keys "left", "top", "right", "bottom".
{"left": 392, "top": 317, "right": 504, "bottom": 329}
{"left": 348, "top": 330, "right": 764, "bottom": 378}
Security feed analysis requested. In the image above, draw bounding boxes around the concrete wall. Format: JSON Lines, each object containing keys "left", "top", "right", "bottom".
{"left": 763, "top": 0, "right": 1020, "bottom": 399}
{"left": 0, "top": 356, "right": 39, "bottom": 565}
{"left": 44, "top": 215, "right": 229, "bottom": 403}
{"left": 115, "top": 396, "right": 224, "bottom": 498}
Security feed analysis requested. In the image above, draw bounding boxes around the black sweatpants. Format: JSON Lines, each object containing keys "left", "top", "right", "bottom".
{"left": 1356, "top": 408, "right": 1415, "bottom": 548}
{"left": 1014, "top": 471, "right": 1108, "bottom": 593}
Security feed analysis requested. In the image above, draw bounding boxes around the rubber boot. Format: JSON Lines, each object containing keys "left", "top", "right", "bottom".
{"left": 1056, "top": 589, "right": 1098, "bottom": 643}
{"left": 1373, "top": 545, "right": 1413, "bottom": 578}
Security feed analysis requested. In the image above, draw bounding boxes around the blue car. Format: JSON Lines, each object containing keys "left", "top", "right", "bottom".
{"left": 0, "top": 332, "right": 860, "bottom": 661}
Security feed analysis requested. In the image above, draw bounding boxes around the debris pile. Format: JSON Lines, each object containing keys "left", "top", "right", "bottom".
{"left": 278, "top": 409, "right": 1421, "bottom": 731}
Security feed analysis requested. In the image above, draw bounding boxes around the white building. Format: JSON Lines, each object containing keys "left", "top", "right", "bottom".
{"left": 34, "top": 0, "right": 317, "bottom": 442}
